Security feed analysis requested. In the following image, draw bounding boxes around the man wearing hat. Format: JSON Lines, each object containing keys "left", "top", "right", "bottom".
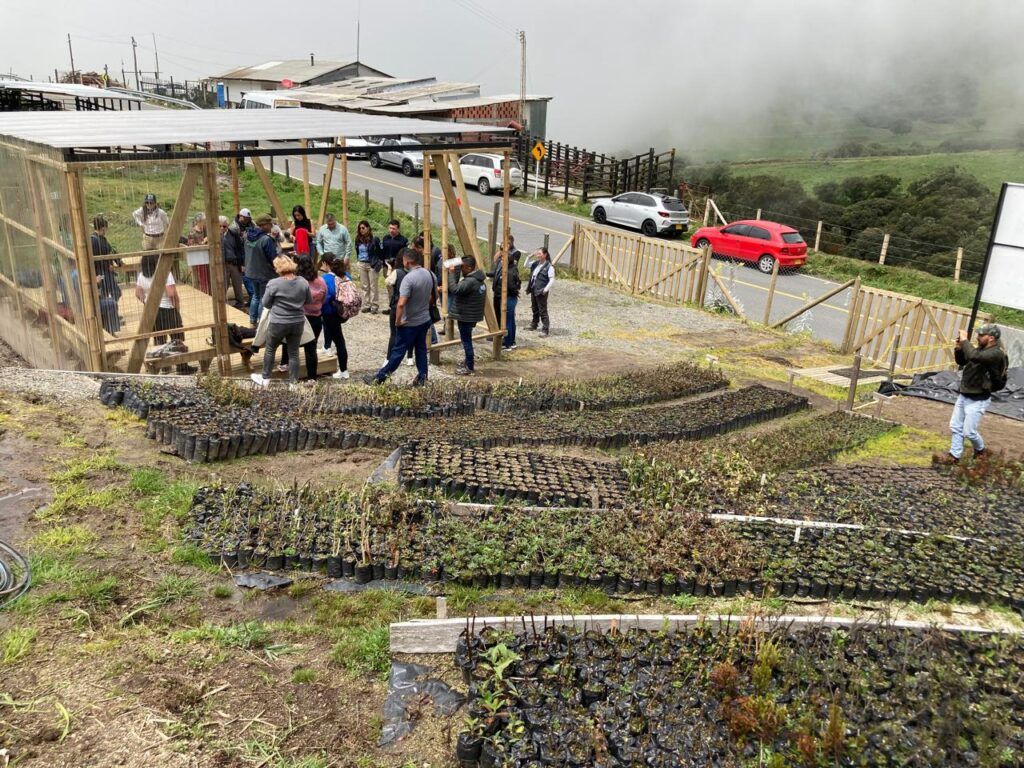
{"left": 947, "top": 323, "right": 1009, "bottom": 463}
{"left": 224, "top": 208, "right": 252, "bottom": 310}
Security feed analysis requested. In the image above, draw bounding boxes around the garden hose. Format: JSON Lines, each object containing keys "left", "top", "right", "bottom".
{"left": 0, "top": 538, "right": 30, "bottom": 609}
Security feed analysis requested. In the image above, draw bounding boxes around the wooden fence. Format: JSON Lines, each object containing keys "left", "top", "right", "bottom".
{"left": 514, "top": 135, "right": 675, "bottom": 202}
{"left": 570, "top": 223, "right": 985, "bottom": 375}
{"left": 845, "top": 286, "right": 990, "bottom": 373}
{"left": 570, "top": 222, "right": 714, "bottom": 307}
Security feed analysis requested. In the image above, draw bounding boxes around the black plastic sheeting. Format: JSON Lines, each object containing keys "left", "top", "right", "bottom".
{"left": 379, "top": 661, "right": 466, "bottom": 746}
{"left": 880, "top": 368, "right": 1024, "bottom": 422}
{"left": 234, "top": 572, "right": 293, "bottom": 590}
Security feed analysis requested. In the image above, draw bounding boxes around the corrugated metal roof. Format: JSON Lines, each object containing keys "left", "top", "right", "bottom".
{"left": 214, "top": 59, "right": 383, "bottom": 84}
{"left": 0, "top": 107, "right": 511, "bottom": 150}
{"left": 0, "top": 79, "right": 142, "bottom": 102}
{"left": 370, "top": 94, "right": 553, "bottom": 115}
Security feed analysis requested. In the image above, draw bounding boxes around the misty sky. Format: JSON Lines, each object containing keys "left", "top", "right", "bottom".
{"left": 4, "top": 0, "right": 1023, "bottom": 157}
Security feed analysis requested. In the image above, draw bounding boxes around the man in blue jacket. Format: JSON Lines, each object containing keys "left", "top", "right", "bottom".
{"left": 243, "top": 214, "right": 278, "bottom": 325}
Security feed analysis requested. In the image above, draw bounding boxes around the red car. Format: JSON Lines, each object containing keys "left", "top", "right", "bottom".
{"left": 690, "top": 220, "right": 808, "bottom": 274}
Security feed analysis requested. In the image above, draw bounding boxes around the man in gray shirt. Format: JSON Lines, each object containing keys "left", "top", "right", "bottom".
{"left": 364, "top": 247, "right": 436, "bottom": 385}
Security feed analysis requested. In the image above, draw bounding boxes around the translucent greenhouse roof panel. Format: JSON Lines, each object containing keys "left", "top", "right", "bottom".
{"left": 0, "top": 108, "right": 512, "bottom": 150}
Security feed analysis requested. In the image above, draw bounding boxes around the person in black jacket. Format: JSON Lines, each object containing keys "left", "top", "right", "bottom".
{"left": 380, "top": 219, "right": 408, "bottom": 270}
{"left": 487, "top": 236, "right": 522, "bottom": 350}
{"left": 944, "top": 324, "right": 1009, "bottom": 463}
{"left": 222, "top": 210, "right": 249, "bottom": 309}
{"left": 90, "top": 215, "right": 122, "bottom": 334}
{"left": 449, "top": 255, "right": 487, "bottom": 375}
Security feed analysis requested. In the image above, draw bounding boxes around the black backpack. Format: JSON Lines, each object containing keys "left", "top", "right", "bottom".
{"left": 989, "top": 354, "right": 1009, "bottom": 393}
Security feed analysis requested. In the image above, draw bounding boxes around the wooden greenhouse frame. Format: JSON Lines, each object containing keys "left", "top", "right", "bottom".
{"left": 0, "top": 109, "right": 514, "bottom": 374}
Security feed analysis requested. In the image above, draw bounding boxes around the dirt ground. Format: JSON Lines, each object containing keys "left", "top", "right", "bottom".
{"left": 880, "top": 394, "right": 1024, "bottom": 455}
{"left": 1, "top": 273, "right": 1022, "bottom": 767}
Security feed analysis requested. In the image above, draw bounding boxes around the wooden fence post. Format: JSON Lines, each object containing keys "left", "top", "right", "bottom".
{"left": 762, "top": 255, "right": 780, "bottom": 325}
{"left": 285, "top": 158, "right": 290, "bottom": 180}
{"left": 414, "top": 203, "right": 419, "bottom": 234}
{"left": 845, "top": 353, "right": 862, "bottom": 411}
{"left": 364, "top": 188, "right": 370, "bottom": 213}
{"left": 703, "top": 198, "right": 711, "bottom": 227}
{"left": 954, "top": 247, "right": 963, "bottom": 282}
{"left": 813, "top": 220, "right": 822, "bottom": 253}
{"left": 840, "top": 276, "right": 862, "bottom": 353}
{"left": 878, "top": 233, "right": 890, "bottom": 265}
{"left": 388, "top": 197, "right": 394, "bottom": 221}
{"left": 755, "top": 208, "right": 762, "bottom": 220}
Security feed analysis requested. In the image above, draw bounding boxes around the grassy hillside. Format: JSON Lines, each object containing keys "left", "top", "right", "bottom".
{"left": 703, "top": 149, "right": 1024, "bottom": 194}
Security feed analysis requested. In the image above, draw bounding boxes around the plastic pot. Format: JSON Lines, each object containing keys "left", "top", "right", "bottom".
{"left": 355, "top": 563, "right": 373, "bottom": 584}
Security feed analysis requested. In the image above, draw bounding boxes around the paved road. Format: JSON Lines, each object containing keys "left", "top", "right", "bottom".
{"left": 261, "top": 152, "right": 865, "bottom": 349}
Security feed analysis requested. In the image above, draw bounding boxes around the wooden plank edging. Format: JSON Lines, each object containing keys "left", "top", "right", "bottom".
{"left": 390, "top": 613, "right": 1014, "bottom": 654}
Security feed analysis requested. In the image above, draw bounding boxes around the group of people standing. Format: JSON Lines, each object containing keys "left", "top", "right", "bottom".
{"left": 98, "top": 192, "right": 557, "bottom": 386}
{"left": 223, "top": 204, "right": 557, "bottom": 387}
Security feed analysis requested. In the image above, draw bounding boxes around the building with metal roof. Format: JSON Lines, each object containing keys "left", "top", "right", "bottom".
{"left": 212, "top": 59, "right": 391, "bottom": 105}
{"left": 0, "top": 80, "right": 143, "bottom": 112}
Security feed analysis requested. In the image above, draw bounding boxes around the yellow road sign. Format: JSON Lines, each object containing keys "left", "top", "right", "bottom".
{"left": 531, "top": 141, "right": 546, "bottom": 162}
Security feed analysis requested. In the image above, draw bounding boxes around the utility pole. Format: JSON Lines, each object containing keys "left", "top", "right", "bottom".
{"left": 67, "top": 33, "right": 77, "bottom": 84}
{"left": 518, "top": 30, "right": 526, "bottom": 126}
{"left": 151, "top": 33, "right": 160, "bottom": 81}
{"left": 103, "top": 64, "right": 109, "bottom": 87}
{"left": 131, "top": 36, "right": 140, "bottom": 91}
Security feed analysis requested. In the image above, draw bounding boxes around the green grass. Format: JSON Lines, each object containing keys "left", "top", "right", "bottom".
{"left": 717, "top": 149, "right": 1024, "bottom": 195}
{"left": 329, "top": 625, "right": 390, "bottom": 679}
{"left": 291, "top": 668, "right": 316, "bottom": 684}
{"left": 212, "top": 584, "right": 233, "bottom": 599}
{"left": 837, "top": 426, "right": 948, "bottom": 467}
{"left": 1, "top": 627, "right": 37, "bottom": 664}
{"left": 803, "top": 251, "right": 1024, "bottom": 327}
{"left": 173, "top": 620, "right": 271, "bottom": 650}
{"left": 131, "top": 468, "right": 198, "bottom": 549}
{"left": 28, "top": 525, "right": 97, "bottom": 557}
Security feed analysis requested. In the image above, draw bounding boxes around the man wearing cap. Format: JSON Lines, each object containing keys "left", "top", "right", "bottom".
{"left": 946, "top": 323, "right": 1009, "bottom": 463}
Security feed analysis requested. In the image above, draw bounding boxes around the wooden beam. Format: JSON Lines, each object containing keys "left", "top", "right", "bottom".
{"left": 430, "top": 152, "right": 500, "bottom": 337}
{"left": 24, "top": 161, "right": 63, "bottom": 367}
{"left": 250, "top": 155, "right": 284, "bottom": 223}
{"left": 497, "top": 150, "right": 511, "bottom": 358}
{"left": 771, "top": 278, "right": 857, "bottom": 330}
{"left": 64, "top": 168, "right": 105, "bottom": 371}
{"left": 316, "top": 146, "right": 338, "bottom": 228}
{"left": 0, "top": 178, "right": 26, "bottom": 329}
{"left": 390, "top": 614, "right": 1004, "bottom": 654}
{"left": 708, "top": 267, "right": 745, "bottom": 319}
{"left": 230, "top": 146, "right": 240, "bottom": 214}
{"left": 202, "top": 161, "right": 231, "bottom": 374}
{"left": 300, "top": 139, "right": 311, "bottom": 221}
{"left": 550, "top": 234, "right": 574, "bottom": 266}
{"left": 125, "top": 164, "right": 201, "bottom": 374}
{"left": 339, "top": 137, "right": 349, "bottom": 230}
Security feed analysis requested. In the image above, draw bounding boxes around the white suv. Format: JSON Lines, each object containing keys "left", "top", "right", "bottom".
{"left": 452, "top": 153, "right": 523, "bottom": 195}
{"left": 591, "top": 192, "right": 689, "bottom": 238}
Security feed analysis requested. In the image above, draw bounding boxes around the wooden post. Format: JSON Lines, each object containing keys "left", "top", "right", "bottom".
{"left": 388, "top": 197, "right": 394, "bottom": 222}
{"left": 954, "top": 247, "right": 963, "bottom": 283}
{"left": 813, "top": 220, "right": 822, "bottom": 253}
{"left": 840, "top": 277, "right": 862, "bottom": 353}
{"left": 364, "top": 188, "right": 370, "bottom": 213}
{"left": 762, "top": 254, "right": 780, "bottom": 325}
{"left": 316, "top": 146, "right": 337, "bottom": 228}
{"left": 887, "top": 333, "right": 902, "bottom": 381}
{"left": 250, "top": 155, "right": 284, "bottom": 223}
{"left": 490, "top": 202, "right": 500, "bottom": 259}
{"left": 230, "top": 144, "right": 240, "bottom": 214}
{"left": 497, "top": 150, "right": 511, "bottom": 359}
{"left": 339, "top": 137, "right": 349, "bottom": 231}
{"left": 300, "top": 139, "right": 311, "bottom": 220}
{"left": 422, "top": 155, "right": 433, "bottom": 357}
{"left": 64, "top": 168, "right": 104, "bottom": 371}
{"left": 285, "top": 158, "right": 290, "bottom": 180}
{"left": 202, "top": 161, "right": 230, "bottom": 374}
{"left": 697, "top": 245, "right": 712, "bottom": 307}
{"left": 543, "top": 234, "right": 550, "bottom": 251}
{"left": 414, "top": 203, "right": 419, "bottom": 235}
{"left": 845, "top": 353, "right": 862, "bottom": 411}
{"left": 486, "top": 222, "right": 495, "bottom": 268}
{"left": 0, "top": 175, "right": 25, "bottom": 329}
{"left": 126, "top": 164, "right": 201, "bottom": 373}
{"left": 441, "top": 198, "right": 451, "bottom": 337}
{"left": 755, "top": 208, "right": 762, "bottom": 220}
{"left": 878, "top": 233, "right": 890, "bottom": 265}
{"left": 703, "top": 198, "right": 711, "bottom": 227}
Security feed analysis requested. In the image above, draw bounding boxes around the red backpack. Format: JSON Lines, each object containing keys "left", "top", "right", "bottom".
{"left": 334, "top": 278, "right": 362, "bottom": 321}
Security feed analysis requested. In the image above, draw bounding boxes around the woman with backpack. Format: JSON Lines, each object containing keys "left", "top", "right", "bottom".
{"left": 328, "top": 256, "right": 355, "bottom": 380}
{"left": 280, "top": 254, "right": 326, "bottom": 381}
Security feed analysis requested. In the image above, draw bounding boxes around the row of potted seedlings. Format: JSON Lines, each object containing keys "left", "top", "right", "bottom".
{"left": 455, "top": 622, "right": 1024, "bottom": 767}
{"left": 398, "top": 441, "right": 630, "bottom": 508}
{"left": 185, "top": 481, "right": 1024, "bottom": 611}
{"left": 483, "top": 361, "right": 727, "bottom": 413}
{"left": 105, "top": 379, "right": 807, "bottom": 463}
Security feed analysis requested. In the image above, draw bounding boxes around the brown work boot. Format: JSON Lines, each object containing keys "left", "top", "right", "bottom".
{"left": 933, "top": 453, "right": 959, "bottom": 466}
